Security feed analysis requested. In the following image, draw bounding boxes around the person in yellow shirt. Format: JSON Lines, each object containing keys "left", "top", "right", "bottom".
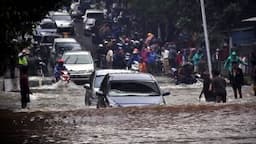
{"left": 18, "top": 48, "right": 31, "bottom": 108}
{"left": 18, "top": 49, "right": 29, "bottom": 75}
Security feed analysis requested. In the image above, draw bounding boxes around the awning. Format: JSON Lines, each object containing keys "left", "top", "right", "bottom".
{"left": 242, "top": 17, "right": 256, "bottom": 22}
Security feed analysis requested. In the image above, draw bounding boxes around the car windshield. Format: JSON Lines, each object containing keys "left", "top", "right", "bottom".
{"left": 40, "top": 23, "right": 57, "bottom": 29}
{"left": 87, "top": 13, "right": 104, "bottom": 19}
{"left": 55, "top": 42, "right": 81, "bottom": 52}
{"left": 41, "top": 36, "right": 59, "bottom": 43}
{"left": 52, "top": 15, "right": 71, "bottom": 21}
{"left": 108, "top": 81, "right": 160, "bottom": 97}
{"left": 94, "top": 75, "right": 104, "bottom": 88}
{"left": 63, "top": 54, "right": 93, "bottom": 64}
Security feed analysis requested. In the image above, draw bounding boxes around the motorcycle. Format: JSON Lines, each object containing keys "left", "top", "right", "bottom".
{"left": 60, "top": 70, "right": 70, "bottom": 83}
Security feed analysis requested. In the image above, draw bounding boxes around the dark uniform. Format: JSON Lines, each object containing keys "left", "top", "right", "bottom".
{"left": 20, "top": 73, "right": 30, "bottom": 108}
{"left": 18, "top": 50, "right": 30, "bottom": 108}
{"left": 199, "top": 73, "right": 215, "bottom": 102}
{"left": 253, "top": 67, "right": 256, "bottom": 96}
{"left": 212, "top": 71, "right": 227, "bottom": 103}
{"left": 229, "top": 62, "right": 244, "bottom": 99}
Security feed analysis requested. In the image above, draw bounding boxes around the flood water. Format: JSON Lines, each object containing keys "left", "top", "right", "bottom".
{"left": 0, "top": 76, "right": 256, "bottom": 143}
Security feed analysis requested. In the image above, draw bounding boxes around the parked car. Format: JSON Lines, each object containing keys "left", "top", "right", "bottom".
{"left": 51, "top": 11, "right": 74, "bottom": 34}
{"left": 62, "top": 51, "right": 94, "bottom": 83}
{"left": 96, "top": 73, "right": 170, "bottom": 108}
{"left": 32, "top": 18, "right": 57, "bottom": 45}
{"left": 82, "top": 9, "right": 106, "bottom": 23}
{"left": 36, "top": 18, "right": 58, "bottom": 34}
{"left": 84, "top": 69, "right": 135, "bottom": 105}
{"left": 52, "top": 38, "right": 81, "bottom": 58}
{"left": 39, "top": 32, "right": 62, "bottom": 48}
{"left": 84, "top": 18, "right": 96, "bottom": 36}
{"left": 37, "top": 33, "right": 62, "bottom": 72}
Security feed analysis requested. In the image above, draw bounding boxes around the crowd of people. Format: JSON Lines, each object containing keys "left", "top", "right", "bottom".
{"left": 13, "top": 1, "right": 256, "bottom": 108}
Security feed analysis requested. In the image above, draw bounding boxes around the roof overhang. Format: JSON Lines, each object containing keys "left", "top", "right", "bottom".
{"left": 242, "top": 17, "right": 256, "bottom": 22}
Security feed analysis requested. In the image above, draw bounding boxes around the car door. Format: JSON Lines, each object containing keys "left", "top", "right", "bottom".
{"left": 84, "top": 71, "right": 95, "bottom": 105}
{"left": 96, "top": 74, "right": 110, "bottom": 108}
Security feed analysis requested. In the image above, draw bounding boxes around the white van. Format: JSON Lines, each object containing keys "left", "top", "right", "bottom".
{"left": 82, "top": 9, "right": 106, "bottom": 23}
{"left": 51, "top": 38, "right": 82, "bottom": 62}
{"left": 62, "top": 51, "right": 95, "bottom": 83}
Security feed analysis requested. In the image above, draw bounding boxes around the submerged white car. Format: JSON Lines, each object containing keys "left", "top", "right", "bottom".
{"left": 96, "top": 73, "right": 170, "bottom": 108}
{"left": 62, "top": 51, "right": 94, "bottom": 83}
{"left": 84, "top": 69, "right": 135, "bottom": 105}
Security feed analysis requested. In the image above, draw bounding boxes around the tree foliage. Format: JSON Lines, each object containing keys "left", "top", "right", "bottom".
{"left": 0, "top": 0, "right": 69, "bottom": 75}
{"left": 128, "top": 0, "right": 256, "bottom": 46}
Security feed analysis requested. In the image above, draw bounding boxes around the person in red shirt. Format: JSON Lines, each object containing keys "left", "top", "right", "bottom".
{"left": 176, "top": 51, "right": 183, "bottom": 67}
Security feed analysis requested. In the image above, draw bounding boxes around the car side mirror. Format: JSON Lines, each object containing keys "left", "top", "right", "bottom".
{"left": 84, "top": 83, "right": 91, "bottom": 89}
{"left": 162, "top": 91, "right": 170, "bottom": 96}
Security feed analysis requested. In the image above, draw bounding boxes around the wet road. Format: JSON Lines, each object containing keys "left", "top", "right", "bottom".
{"left": 73, "top": 19, "right": 97, "bottom": 57}
{"left": 0, "top": 76, "right": 256, "bottom": 143}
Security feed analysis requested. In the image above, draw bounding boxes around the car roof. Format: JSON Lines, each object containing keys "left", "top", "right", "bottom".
{"left": 107, "top": 73, "right": 155, "bottom": 81}
{"left": 52, "top": 11, "right": 70, "bottom": 16}
{"left": 41, "top": 18, "right": 55, "bottom": 23}
{"left": 95, "top": 69, "right": 134, "bottom": 76}
{"left": 86, "top": 9, "right": 105, "bottom": 13}
{"left": 86, "top": 18, "right": 96, "bottom": 23}
{"left": 40, "top": 32, "right": 61, "bottom": 36}
{"left": 63, "top": 50, "right": 91, "bottom": 55}
{"left": 54, "top": 38, "right": 77, "bottom": 43}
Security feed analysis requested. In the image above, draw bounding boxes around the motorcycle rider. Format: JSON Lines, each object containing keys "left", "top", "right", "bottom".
{"left": 54, "top": 59, "right": 67, "bottom": 81}
{"left": 127, "top": 48, "right": 141, "bottom": 70}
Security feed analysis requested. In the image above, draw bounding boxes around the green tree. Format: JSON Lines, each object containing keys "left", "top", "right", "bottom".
{"left": 0, "top": 0, "right": 70, "bottom": 75}
{"left": 128, "top": 0, "right": 256, "bottom": 48}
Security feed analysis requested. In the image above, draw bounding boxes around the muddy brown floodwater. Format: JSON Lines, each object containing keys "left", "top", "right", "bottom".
{"left": 0, "top": 77, "right": 256, "bottom": 143}
{"left": 1, "top": 104, "right": 256, "bottom": 144}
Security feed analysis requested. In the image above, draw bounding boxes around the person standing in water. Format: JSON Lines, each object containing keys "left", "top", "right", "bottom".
{"left": 211, "top": 70, "right": 227, "bottom": 103}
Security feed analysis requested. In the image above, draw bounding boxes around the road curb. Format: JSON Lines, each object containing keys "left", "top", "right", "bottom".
{"left": 1, "top": 77, "right": 53, "bottom": 92}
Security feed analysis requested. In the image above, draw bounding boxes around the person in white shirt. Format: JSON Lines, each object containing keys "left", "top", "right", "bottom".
{"left": 161, "top": 47, "right": 169, "bottom": 75}
{"left": 106, "top": 47, "right": 113, "bottom": 69}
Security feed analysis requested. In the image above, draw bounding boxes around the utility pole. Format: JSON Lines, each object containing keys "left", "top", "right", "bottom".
{"left": 200, "top": 0, "right": 212, "bottom": 78}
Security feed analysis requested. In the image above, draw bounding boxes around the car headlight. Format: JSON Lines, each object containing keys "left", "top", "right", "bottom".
{"left": 68, "top": 23, "right": 74, "bottom": 27}
{"left": 85, "top": 25, "right": 91, "bottom": 30}
{"left": 87, "top": 69, "right": 94, "bottom": 73}
{"left": 72, "top": 11, "right": 77, "bottom": 15}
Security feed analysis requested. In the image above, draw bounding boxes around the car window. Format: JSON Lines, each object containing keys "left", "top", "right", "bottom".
{"left": 63, "top": 54, "right": 93, "bottom": 64}
{"left": 41, "top": 36, "right": 59, "bottom": 43}
{"left": 94, "top": 75, "right": 104, "bottom": 88}
{"left": 55, "top": 42, "right": 81, "bottom": 52}
{"left": 52, "top": 15, "right": 71, "bottom": 21}
{"left": 87, "top": 13, "right": 104, "bottom": 20}
{"left": 108, "top": 81, "right": 160, "bottom": 96}
{"left": 40, "top": 23, "right": 57, "bottom": 29}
